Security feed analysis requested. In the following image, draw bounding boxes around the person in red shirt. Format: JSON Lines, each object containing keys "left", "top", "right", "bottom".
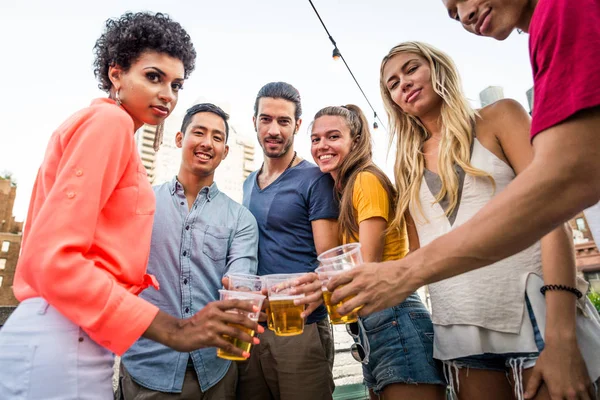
{"left": 329, "top": 1, "right": 600, "bottom": 399}
{"left": 0, "top": 12, "right": 261, "bottom": 399}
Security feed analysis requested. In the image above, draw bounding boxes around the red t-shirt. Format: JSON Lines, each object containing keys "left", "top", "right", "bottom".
{"left": 529, "top": 0, "right": 600, "bottom": 139}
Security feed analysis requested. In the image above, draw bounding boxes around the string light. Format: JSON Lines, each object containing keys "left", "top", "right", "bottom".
{"left": 308, "top": 0, "right": 387, "bottom": 132}
{"left": 332, "top": 47, "right": 341, "bottom": 60}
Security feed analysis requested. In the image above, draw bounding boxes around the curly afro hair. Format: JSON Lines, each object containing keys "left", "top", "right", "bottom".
{"left": 93, "top": 12, "right": 196, "bottom": 92}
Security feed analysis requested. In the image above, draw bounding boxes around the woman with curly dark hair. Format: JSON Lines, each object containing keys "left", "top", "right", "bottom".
{"left": 0, "top": 12, "right": 262, "bottom": 399}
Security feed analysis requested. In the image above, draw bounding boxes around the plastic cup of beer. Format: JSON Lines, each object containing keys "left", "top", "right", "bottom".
{"left": 263, "top": 273, "right": 306, "bottom": 337}
{"left": 259, "top": 276, "right": 275, "bottom": 331}
{"left": 317, "top": 243, "right": 363, "bottom": 269}
{"left": 227, "top": 273, "right": 263, "bottom": 293}
{"left": 216, "top": 289, "right": 265, "bottom": 361}
{"left": 227, "top": 274, "right": 272, "bottom": 330}
{"left": 316, "top": 243, "right": 363, "bottom": 324}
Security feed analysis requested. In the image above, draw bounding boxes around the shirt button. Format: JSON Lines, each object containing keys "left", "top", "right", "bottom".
{"left": 180, "top": 201, "right": 185, "bottom": 205}
{"left": 75, "top": 169, "right": 83, "bottom": 177}
{"left": 185, "top": 225, "right": 190, "bottom": 230}
{"left": 185, "top": 308, "right": 190, "bottom": 313}
{"left": 67, "top": 192, "right": 76, "bottom": 199}
{"left": 184, "top": 278, "right": 188, "bottom": 285}
{"left": 183, "top": 251, "right": 187, "bottom": 257}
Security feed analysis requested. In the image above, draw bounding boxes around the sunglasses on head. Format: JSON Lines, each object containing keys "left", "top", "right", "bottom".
{"left": 346, "top": 319, "right": 370, "bottom": 364}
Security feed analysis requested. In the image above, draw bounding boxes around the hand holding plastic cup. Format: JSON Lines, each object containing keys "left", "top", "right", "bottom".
{"left": 216, "top": 289, "right": 265, "bottom": 361}
{"left": 226, "top": 273, "right": 271, "bottom": 327}
{"left": 263, "top": 273, "right": 307, "bottom": 336}
{"left": 316, "top": 243, "right": 363, "bottom": 324}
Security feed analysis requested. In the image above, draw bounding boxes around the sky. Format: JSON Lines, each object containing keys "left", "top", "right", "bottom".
{"left": 0, "top": 0, "right": 533, "bottom": 220}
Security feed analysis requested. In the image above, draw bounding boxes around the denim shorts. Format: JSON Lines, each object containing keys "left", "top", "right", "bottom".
{"left": 358, "top": 292, "right": 446, "bottom": 393}
{"left": 448, "top": 295, "right": 545, "bottom": 372}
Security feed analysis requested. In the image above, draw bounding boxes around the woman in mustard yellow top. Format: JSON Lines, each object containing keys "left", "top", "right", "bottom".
{"left": 310, "top": 104, "right": 446, "bottom": 399}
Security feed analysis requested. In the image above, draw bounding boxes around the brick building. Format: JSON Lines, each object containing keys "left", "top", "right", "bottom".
{"left": 0, "top": 177, "right": 23, "bottom": 309}
{"left": 570, "top": 212, "right": 600, "bottom": 292}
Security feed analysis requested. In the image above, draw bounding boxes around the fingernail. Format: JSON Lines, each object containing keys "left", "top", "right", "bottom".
{"left": 257, "top": 325, "right": 265, "bottom": 333}
{"left": 243, "top": 351, "right": 250, "bottom": 358}
{"left": 252, "top": 306, "right": 259, "bottom": 312}
{"left": 253, "top": 337, "right": 260, "bottom": 344}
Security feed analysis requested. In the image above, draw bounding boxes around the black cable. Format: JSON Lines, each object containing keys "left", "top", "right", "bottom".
{"left": 307, "top": 0, "right": 387, "bottom": 131}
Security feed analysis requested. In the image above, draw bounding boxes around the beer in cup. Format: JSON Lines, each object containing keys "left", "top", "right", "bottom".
{"left": 316, "top": 243, "right": 363, "bottom": 324}
{"left": 263, "top": 273, "right": 306, "bottom": 336}
{"left": 216, "top": 289, "right": 265, "bottom": 361}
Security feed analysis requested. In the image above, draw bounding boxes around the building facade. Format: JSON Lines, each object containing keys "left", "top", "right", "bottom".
{"left": 135, "top": 125, "right": 159, "bottom": 184}
{"left": 570, "top": 213, "right": 600, "bottom": 292}
{"left": 138, "top": 119, "right": 256, "bottom": 203}
{"left": 479, "top": 86, "right": 505, "bottom": 107}
{"left": 0, "top": 177, "right": 23, "bottom": 307}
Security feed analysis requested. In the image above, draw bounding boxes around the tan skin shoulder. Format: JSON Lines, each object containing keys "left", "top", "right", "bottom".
{"left": 474, "top": 98, "right": 531, "bottom": 167}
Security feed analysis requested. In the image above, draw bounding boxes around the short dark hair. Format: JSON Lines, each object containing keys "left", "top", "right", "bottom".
{"left": 253, "top": 82, "right": 302, "bottom": 121}
{"left": 93, "top": 12, "right": 196, "bottom": 92}
{"left": 181, "top": 103, "right": 230, "bottom": 142}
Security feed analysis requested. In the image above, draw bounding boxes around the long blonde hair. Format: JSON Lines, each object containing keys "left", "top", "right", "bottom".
{"left": 380, "top": 41, "right": 493, "bottom": 228}
{"left": 312, "top": 105, "right": 397, "bottom": 242}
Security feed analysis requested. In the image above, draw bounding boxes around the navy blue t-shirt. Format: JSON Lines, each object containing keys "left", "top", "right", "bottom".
{"left": 243, "top": 160, "right": 338, "bottom": 324}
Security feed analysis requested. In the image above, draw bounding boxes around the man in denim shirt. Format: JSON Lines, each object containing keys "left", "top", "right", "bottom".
{"left": 119, "top": 104, "right": 259, "bottom": 399}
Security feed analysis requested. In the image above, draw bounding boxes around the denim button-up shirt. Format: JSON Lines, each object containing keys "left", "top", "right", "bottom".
{"left": 122, "top": 177, "right": 258, "bottom": 393}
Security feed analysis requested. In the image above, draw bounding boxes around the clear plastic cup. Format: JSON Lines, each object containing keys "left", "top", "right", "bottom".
{"left": 315, "top": 264, "right": 360, "bottom": 324}
{"left": 227, "top": 273, "right": 263, "bottom": 293}
{"left": 317, "top": 243, "right": 362, "bottom": 269}
{"left": 316, "top": 243, "right": 363, "bottom": 324}
{"left": 263, "top": 273, "right": 306, "bottom": 337}
{"left": 216, "top": 289, "right": 265, "bottom": 361}
{"left": 259, "top": 276, "right": 275, "bottom": 331}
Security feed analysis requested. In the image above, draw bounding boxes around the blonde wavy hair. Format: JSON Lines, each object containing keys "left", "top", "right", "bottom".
{"left": 380, "top": 41, "right": 493, "bottom": 229}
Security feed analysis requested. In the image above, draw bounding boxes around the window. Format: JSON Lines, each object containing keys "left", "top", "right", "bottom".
{"left": 0, "top": 276, "right": 3, "bottom": 288}
{"left": 586, "top": 272, "right": 600, "bottom": 281}
{"left": 576, "top": 218, "right": 587, "bottom": 232}
{"left": 0, "top": 259, "right": 5, "bottom": 270}
{"left": 586, "top": 272, "right": 600, "bottom": 292}
{"left": 1, "top": 241, "right": 8, "bottom": 252}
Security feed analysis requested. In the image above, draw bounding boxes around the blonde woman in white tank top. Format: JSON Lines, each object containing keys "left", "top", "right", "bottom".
{"left": 328, "top": 42, "right": 600, "bottom": 399}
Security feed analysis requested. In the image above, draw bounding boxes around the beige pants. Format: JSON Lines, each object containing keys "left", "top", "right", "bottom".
{"left": 117, "top": 362, "right": 237, "bottom": 400}
{"left": 236, "top": 318, "right": 335, "bottom": 400}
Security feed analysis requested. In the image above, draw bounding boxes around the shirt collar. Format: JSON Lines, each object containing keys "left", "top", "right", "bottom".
{"left": 169, "top": 176, "right": 220, "bottom": 201}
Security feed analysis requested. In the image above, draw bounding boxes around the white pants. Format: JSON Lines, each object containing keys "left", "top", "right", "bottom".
{"left": 584, "top": 202, "right": 600, "bottom": 247}
{"left": 0, "top": 298, "right": 114, "bottom": 400}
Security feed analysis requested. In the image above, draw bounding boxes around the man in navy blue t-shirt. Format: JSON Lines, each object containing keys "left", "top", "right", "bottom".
{"left": 239, "top": 82, "right": 339, "bottom": 400}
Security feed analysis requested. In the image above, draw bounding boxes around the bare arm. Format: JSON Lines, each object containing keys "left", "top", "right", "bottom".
{"left": 312, "top": 218, "right": 340, "bottom": 256}
{"left": 291, "top": 218, "right": 339, "bottom": 317}
{"left": 329, "top": 105, "right": 600, "bottom": 318}
{"left": 487, "top": 101, "right": 580, "bottom": 345}
{"left": 143, "top": 301, "right": 263, "bottom": 358}
{"left": 358, "top": 217, "right": 387, "bottom": 262}
{"left": 405, "top": 212, "right": 420, "bottom": 253}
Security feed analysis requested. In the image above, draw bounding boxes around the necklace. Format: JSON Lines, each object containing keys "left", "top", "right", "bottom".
{"left": 258, "top": 151, "right": 297, "bottom": 180}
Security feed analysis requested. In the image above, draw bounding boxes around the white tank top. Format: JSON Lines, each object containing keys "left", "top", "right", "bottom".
{"left": 410, "top": 139, "right": 600, "bottom": 369}
{"left": 411, "top": 138, "right": 542, "bottom": 333}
